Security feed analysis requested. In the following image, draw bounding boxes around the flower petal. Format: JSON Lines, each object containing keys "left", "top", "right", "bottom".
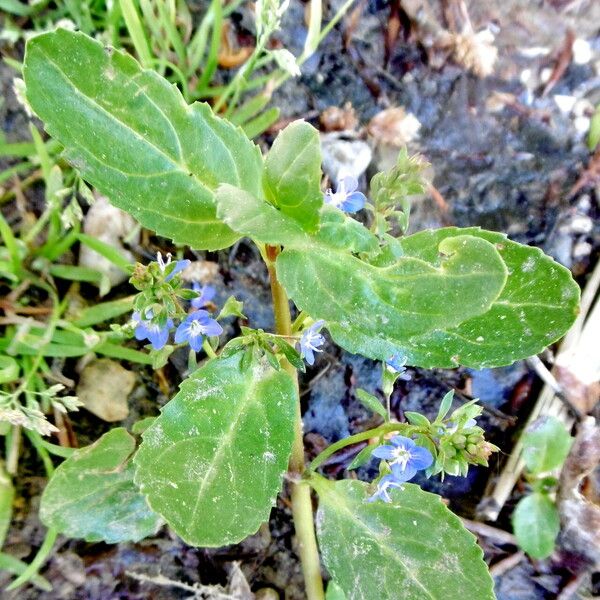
{"left": 339, "top": 175, "right": 358, "bottom": 193}
{"left": 165, "top": 259, "right": 191, "bottom": 281}
{"left": 188, "top": 333, "right": 204, "bottom": 352}
{"left": 148, "top": 325, "right": 170, "bottom": 350}
{"left": 391, "top": 463, "right": 417, "bottom": 482}
{"left": 340, "top": 191, "right": 366, "bottom": 213}
{"left": 410, "top": 445, "right": 434, "bottom": 470}
{"left": 372, "top": 445, "right": 396, "bottom": 460}
{"left": 201, "top": 319, "right": 223, "bottom": 337}
{"left": 174, "top": 322, "right": 189, "bottom": 344}
{"left": 390, "top": 435, "right": 416, "bottom": 450}
{"left": 303, "top": 347, "right": 315, "bottom": 365}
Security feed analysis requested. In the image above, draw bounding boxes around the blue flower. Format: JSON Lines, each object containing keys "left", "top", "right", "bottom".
{"left": 156, "top": 252, "right": 190, "bottom": 281}
{"left": 324, "top": 175, "right": 366, "bottom": 213}
{"left": 133, "top": 310, "right": 173, "bottom": 350}
{"left": 372, "top": 435, "right": 433, "bottom": 483}
{"left": 175, "top": 310, "right": 223, "bottom": 352}
{"left": 299, "top": 320, "right": 326, "bottom": 366}
{"left": 368, "top": 473, "right": 404, "bottom": 503}
{"left": 386, "top": 354, "right": 411, "bottom": 381}
{"left": 191, "top": 282, "right": 216, "bottom": 309}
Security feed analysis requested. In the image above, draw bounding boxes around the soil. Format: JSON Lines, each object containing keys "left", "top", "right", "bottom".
{"left": 1, "top": 1, "right": 599, "bottom": 598}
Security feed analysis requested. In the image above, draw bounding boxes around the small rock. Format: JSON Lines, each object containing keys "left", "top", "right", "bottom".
{"left": 79, "top": 195, "right": 139, "bottom": 291}
{"left": 320, "top": 132, "right": 372, "bottom": 183}
{"left": 77, "top": 358, "right": 135, "bottom": 422}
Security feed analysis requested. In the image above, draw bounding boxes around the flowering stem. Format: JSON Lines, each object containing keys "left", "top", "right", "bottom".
{"left": 309, "top": 422, "right": 420, "bottom": 472}
{"left": 265, "top": 245, "right": 325, "bottom": 600}
{"left": 202, "top": 338, "right": 218, "bottom": 360}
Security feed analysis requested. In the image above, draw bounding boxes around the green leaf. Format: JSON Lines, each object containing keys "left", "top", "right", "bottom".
{"left": 315, "top": 205, "right": 379, "bottom": 254}
{"left": 277, "top": 233, "right": 508, "bottom": 363}
{"left": 216, "top": 186, "right": 377, "bottom": 254}
{"left": 279, "top": 226, "right": 579, "bottom": 369}
{"left": 347, "top": 444, "right": 376, "bottom": 470}
{"left": 217, "top": 296, "right": 246, "bottom": 320}
{"left": 356, "top": 389, "right": 388, "bottom": 420}
{"left": 405, "top": 412, "right": 430, "bottom": 427}
{"left": 588, "top": 105, "right": 600, "bottom": 151}
{"left": 23, "top": 29, "right": 263, "bottom": 250}
{"left": 436, "top": 390, "right": 454, "bottom": 422}
{"left": 326, "top": 581, "right": 347, "bottom": 600}
{"left": 263, "top": 120, "right": 322, "bottom": 232}
{"left": 0, "top": 466, "right": 14, "bottom": 549}
{"left": 522, "top": 416, "right": 572, "bottom": 474}
{"left": 133, "top": 353, "right": 296, "bottom": 546}
{"left": 314, "top": 479, "right": 495, "bottom": 600}
{"left": 393, "top": 228, "right": 580, "bottom": 368}
{"left": 216, "top": 183, "right": 307, "bottom": 245}
{"left": 39, "top": 428, "right": 163, "bottom": 543}
{"left": 512, "top": 493, "right": 559, "bottom": 559}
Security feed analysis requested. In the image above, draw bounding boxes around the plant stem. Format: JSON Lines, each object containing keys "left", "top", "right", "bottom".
{"left": 309, "top": 422, "right": 416, "bottom": 472}
{"left": 265, "top": 245, "right": 325, "bottom": 600}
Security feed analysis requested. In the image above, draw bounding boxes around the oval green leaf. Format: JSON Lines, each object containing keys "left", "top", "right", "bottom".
{"left": 23, "top": 29, "right": 263, "bottom": 250}
{"left": 277, "top": 234, "right": 508, "bottom": 361}
{"left": 133, "top": 353, "right": 296, "bottom": 546}
{"left": 512, "top": 492, "right": 559, "bottom": 559}
{"left": 394, "top": 228, "right": 580, "bottom": 368}
{"left": 39, "top": 428, "right": 163, "bottom": 543}
{"left": 263, "top": 120, "right": 323, "bottom": 232}
{"left": 314, "top": 479, "right": 495, "bottom": 600}
{"left": 522, "top": 415, "right": 573, "bottom": 474}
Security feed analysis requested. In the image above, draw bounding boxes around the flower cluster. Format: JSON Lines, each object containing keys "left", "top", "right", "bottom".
{"left": 369, "top": 435, "right": 433, "bottom": 502}
{"left": 130, "top": 254, "right": 222, "bottom": 353}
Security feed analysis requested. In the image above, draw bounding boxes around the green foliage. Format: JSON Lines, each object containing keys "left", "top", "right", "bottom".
{"left": 368, "top": 148, "right": 427, "bottom": 234}
{"left": 390, "top": 228, "right": 580, "bottom": 368}
{"left": 278, "top": 233, "right": 509, "bottom": 366}
{"left": 522, "top": 416, "right": 573, "bottom": 474}
{"left": 314, "top": 479, "right": 495, "bottom": 600}
{"left": 512, "top": 416, "right": 572, "bottom": 559}
{"left": 24, "top": 29, "right": 263, "bottom": 250}
{"left": 19, "top": 25, "right": 583, "bottom": 598}
{"left": 589, "top": 105, "right": 600, "bottom": 151}
{"left": 263, "top": 120, "right": 323, "bottom": 232}
{"left": 355, "top": 389, "right": 388, "bottom": 421}
{"left": 40, "top": 428, "right": 163, "bottom": 543}
{"left": 134, "top": 352, "right": 296, "bottom": 546}
{"left": 512, "top": 493, "right": 560, "bottom": 559}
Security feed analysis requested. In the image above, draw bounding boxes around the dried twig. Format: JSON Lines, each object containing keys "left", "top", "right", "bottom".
{"left": 489, "top": 551, "right": 525, "bottom": 577}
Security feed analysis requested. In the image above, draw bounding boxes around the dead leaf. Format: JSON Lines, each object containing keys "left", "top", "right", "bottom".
{"left": 77, "top": 359, "right": 135, "bottom": 422}
{"left": 558, "top": 417, "right": 600, "bottom": 567}
{"left": 319, "top": 103, "right": 359, "bottom": 132}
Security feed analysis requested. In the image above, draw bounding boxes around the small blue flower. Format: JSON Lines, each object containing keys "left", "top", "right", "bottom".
{"left": 368, "top": 473, "right": 404, "bottom": 503}
{"left": 191, "top": 282, "right": 216, "bottom": 309}
{"left": 372, "top": 435, "right": 433, "bottom": 483}
{"left": 386, "top": 354, "right": 411, "bottom": 380}
{"left": 156, "top": 252, "right": 190, "bottom": 281}
{"left": 175, "top": 310, "right": 223, "bottom": 352}
{"left": 133, "top": 310, "right": 173, "bottom": 350}
{"left": 299, "top": 320, "right": 326, "bottom": 366}
{"left": 324, "top": 175, "right": 366, "bottom": 213}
